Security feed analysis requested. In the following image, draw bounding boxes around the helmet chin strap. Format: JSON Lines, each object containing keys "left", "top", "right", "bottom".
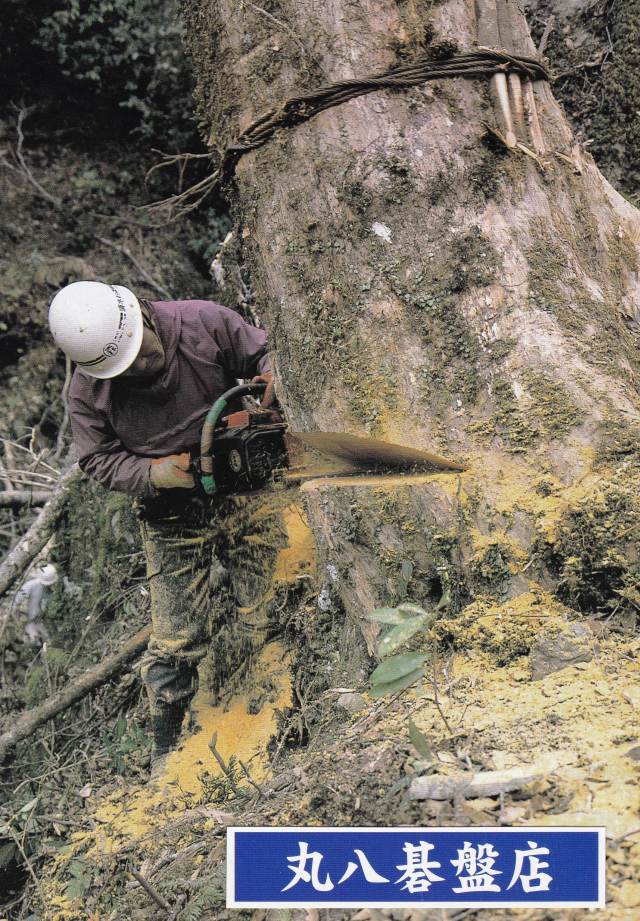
{"left": 118, "top": 301, "right": 165, "bottom": 378}
{"left": 140, "top": 300, "right": 161, "bottom": 337}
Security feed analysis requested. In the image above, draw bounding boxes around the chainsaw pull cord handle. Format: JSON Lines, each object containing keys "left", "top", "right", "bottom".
{"left": 200, "top": 382, "right": 268, "bottom": 495}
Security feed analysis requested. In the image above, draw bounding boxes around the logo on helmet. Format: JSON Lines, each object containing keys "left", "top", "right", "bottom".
{"left": 103, "top": 342, "right": 119, "bottom": 358}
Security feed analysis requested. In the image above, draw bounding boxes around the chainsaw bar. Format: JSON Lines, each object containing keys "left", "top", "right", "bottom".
{"left": 288, "top": 431, "right": 467, "bottom": 474}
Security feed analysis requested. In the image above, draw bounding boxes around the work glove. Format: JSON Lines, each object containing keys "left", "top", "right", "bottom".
{"left": 252, "top": 371, "right": 276, "bottom": 408}
{"left": 149, "top": 453, "right": 195, "bottom": 490}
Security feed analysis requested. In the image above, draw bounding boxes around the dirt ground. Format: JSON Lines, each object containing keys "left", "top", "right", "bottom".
{"left": 33, "top": 489, "right": 640, "bottom": 920}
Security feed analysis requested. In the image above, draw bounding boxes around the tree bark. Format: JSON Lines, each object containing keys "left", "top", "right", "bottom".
{"left": 182, "top": 0, "right": 640, "bottom": 661}
{"left": 0, "top": 625, "right": 151, "bottom": 764}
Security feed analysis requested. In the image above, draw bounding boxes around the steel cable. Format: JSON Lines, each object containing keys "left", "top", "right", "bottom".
{"left": 219, "top": 49, "right": 549, "bottom": 183}
{"left": 148, "top": 48, "right": 549, "bottom": 216}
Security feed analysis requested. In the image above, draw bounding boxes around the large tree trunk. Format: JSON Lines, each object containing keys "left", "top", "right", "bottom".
{"left": 182, "top": 0, "right": 640, "bottom": 664}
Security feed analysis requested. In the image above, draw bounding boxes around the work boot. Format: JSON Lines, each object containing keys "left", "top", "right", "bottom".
{"left": 149, "top": 698, "right": 189, "bottom": 776}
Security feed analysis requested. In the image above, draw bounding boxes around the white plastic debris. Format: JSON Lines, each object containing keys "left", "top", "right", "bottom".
{"left": 327, "top": 564, "right": 338, "bottom": 583}
{"left": 210, "top": 230, "right": 235, "bottom": 288}
{"left": 317, "top": 587, "right": 332, "bottom": 612}
{"left": 372, "top": 222, "right": 392, "bottom": 243}
{"left": 37, "top": 564, "right": 58, "bottom": 586}
{"left": 12, "top": 563, "right": 58, "bottom": 645}
{"left": 211, "top": 256, "right": 225, "bottom": 288}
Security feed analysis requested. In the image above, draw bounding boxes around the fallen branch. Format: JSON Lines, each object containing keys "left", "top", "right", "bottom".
{"left": 4, "top": 816, "right": 45, "bottom": 905}
{"left": 0, "top": 491, "right": 51, "bottom": 509}
{"left": 95, "top": 235, "right": 172, "bottom": 299}
{"left": 238, "top": 758, "right": 263, "bottom": 797}
{"left": 0, "top": 465, "right": 82, "bottom": 599}
{"left": 612, "top": 826, "right": 640, "bottom": 846}
{"left": 408, "top": 765, "right": 544, "bottom": 801}
{"left": 130, "top": 867, "right": 172, "bottom": 914}
{"left": 208, "top": 731, "right": 240, "bottom": 794}
{"left": 555, "top": 53, "right": 607, "bottom": 80}
{"left": 483, "top": 123, "right": 549, "bottom": 170}
{"left": 0, "top": 624, "right": 151, "bottom": 763}
{"left": 537, "top": 15, "right": 555, "bottom": 56}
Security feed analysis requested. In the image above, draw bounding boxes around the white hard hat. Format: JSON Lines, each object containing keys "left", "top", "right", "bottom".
{"left": 48, "top": 281, "right": 143, "bottom": 379}
{"left": 36, "top": 564, "right": 58, "bottom": 586}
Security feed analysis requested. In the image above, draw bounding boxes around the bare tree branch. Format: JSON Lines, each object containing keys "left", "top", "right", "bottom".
{"left": 129, "top": 867, "right": 173, "bottom": 914}
{"left": 537, "top": 15, "right": 555, "bottom": 56}
{"left": 95, "top": 236, "right": 173, "bottom": 299}
{"left": 0, "top": 625, "right": 151, "bottom": 763}
{"left": 0, "top": 465, "right": 82, "bottom": 599}
{"left": 0, "top": 107, "right": 61, "bottom": 207}
{"left": 0, "top": 491, "right": 51, "bottom": 509}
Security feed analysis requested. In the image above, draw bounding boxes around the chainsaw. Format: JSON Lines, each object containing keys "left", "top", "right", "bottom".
{"left": 197, "top": 382, "right": 466, "bottom": 497}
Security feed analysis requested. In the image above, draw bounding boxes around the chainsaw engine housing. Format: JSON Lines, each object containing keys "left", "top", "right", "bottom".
{"left": 210, "top": 408, "right": 288, "bottom": 493}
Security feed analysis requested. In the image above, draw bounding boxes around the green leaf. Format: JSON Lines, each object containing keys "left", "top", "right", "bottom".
{"left": 408, "top": 719, "right": 433, "bottom": 759}
{"left": 19, "top": 796, "right": 39, "bottom": 815}
{"left": 436, "top": 587, "right": 452, "bottom": 611}
{"left": 370, "top": 652, "right": 426, "bottom": 685}
{"left": 398, "top": 559, "right": 414, "bottom": 596}
{"left": 397, "top": 602, "right": 428, "bottom": 616}
{"left": 367, "top": 608, "right": 397, "bottom": 625}
{"left": 113, "top": 718, "right": 127, "bottom": 740}
{"left": 370, "top": 667, "right": 424, "bottom": 698}
{"left": 376, "top": 613, "right": 434, "bottom": 657}
{"left": 400, "top": 560, "right": 414, "bottom": 581}
{"left": 367, "top": 607, "right": 407, "bottom": 624}
{"left": 69, "top": 860, "right": 90, "bottom": 879}
{"left": 64, "top": 876, "right": 91, "bottom": 901}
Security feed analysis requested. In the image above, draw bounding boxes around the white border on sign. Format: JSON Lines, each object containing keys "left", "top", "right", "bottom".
{"left": 226, "top": 826, "right": 606, "bottom": 909}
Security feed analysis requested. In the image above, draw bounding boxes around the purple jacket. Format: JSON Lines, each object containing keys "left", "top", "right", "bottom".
{"left": 68, "top": 300, "right": 271, "bottom": 495}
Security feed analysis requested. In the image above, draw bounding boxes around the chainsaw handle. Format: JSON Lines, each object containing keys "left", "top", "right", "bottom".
{"left": 200, "top": 382, "right": 267, "bottom": 495}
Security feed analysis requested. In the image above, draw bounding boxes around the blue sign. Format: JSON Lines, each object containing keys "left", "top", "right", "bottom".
{"left": 227, "top": 827, "right": 605, "bottom": 908}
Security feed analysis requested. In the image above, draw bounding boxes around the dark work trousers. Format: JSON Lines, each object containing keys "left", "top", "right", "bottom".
{"left": 136, "top": 491, "right": 229, "bottom": 723}
{"left": 135, "top": 488, "right": 288, "bottom": 735}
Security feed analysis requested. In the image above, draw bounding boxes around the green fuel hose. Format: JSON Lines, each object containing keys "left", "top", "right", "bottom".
{"left": 200, "top": 382, "right": 267, "bottom": 495}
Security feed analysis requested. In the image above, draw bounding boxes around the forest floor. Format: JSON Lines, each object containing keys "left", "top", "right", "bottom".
{"left": 31, "top": 473, "right": 640, "bottom": 921}
{"left": 32, "top": 548, "right": 640, "bottom": 921}
{"left": 2, "top": 2, "right": 640, "bottom": 919}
